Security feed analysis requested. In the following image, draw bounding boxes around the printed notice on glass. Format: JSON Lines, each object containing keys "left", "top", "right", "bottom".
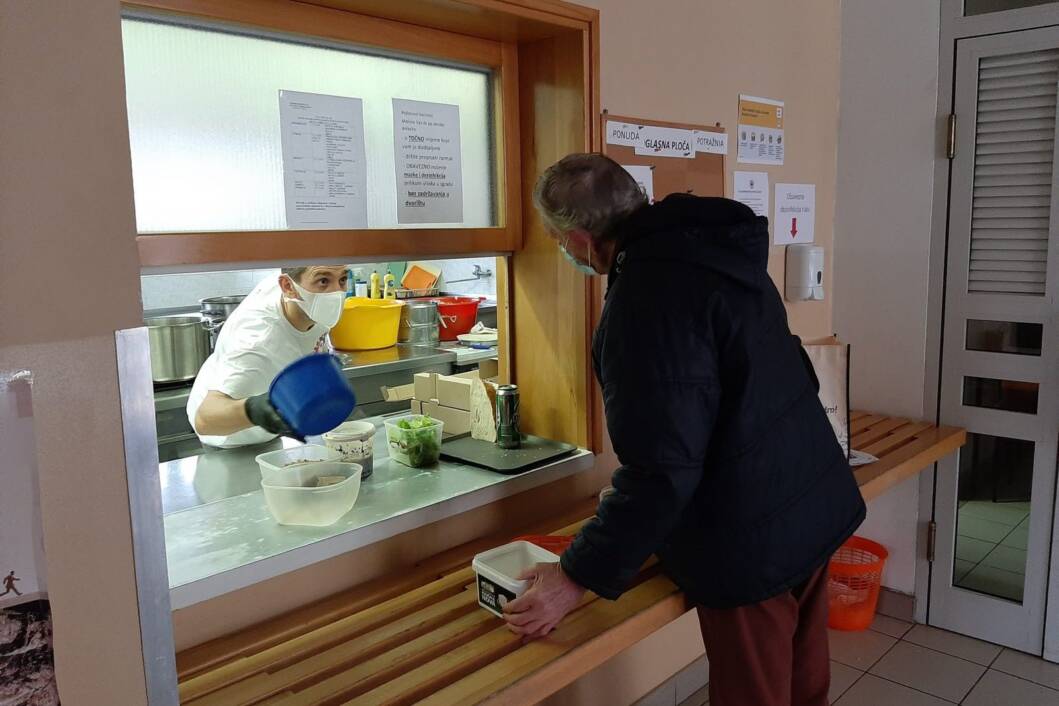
{"left": 393, "top": 99, "right": 463, "bottom": 224}
{"left": 733, "top": 171, "right": 769, "bottom": 217}
{"left": 737, "top": 95, "right": 784, "bottom": 165}
{"left": 621, "top": 165, "right": 655, "bottom": 204}
{"left": 278, "top": 90, "right": 368, "bottom": 229}
{"left": 774, "top": 183, "right": 815, "bottom": 244}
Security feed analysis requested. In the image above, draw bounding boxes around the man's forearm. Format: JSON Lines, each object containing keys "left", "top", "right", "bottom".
{"left": 194, "top": 391, "right": 254, "bottom": 437}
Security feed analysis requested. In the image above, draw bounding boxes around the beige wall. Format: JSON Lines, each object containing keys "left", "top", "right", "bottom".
{"left": 587, "top": 0, "right": 842, "bottom": 340}
{"left": 0, "top": 2, "right": 148, "bottom": 703}
{"left": 1, "top": 0, "right": 847, "bottom": 703}
{"left": 833, "top": 0, "right": 941, "bottom": 595}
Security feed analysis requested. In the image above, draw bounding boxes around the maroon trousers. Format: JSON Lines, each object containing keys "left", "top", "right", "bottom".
{"left": 696, "top": 565, "right": 831, "bottom": 706}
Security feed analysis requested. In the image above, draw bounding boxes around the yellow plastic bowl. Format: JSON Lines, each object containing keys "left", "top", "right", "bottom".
{"left": 330, "top": 298, "right": 405, "bottom": 351}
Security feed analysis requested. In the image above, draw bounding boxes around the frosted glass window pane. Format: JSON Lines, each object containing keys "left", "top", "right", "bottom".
{"left": 121, "top": 17, "right": 495, "bottom": 232}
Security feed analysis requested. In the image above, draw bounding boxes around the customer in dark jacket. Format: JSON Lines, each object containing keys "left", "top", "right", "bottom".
{"left": 503, "top": 154, "right": 866, "bottom": 706}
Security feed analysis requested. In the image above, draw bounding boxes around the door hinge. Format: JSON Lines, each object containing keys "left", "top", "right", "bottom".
{"left": 927, "top": 520, "right": 938, "bottom": 563}
{"left": 946, "top": 113, "right": 957, "bottom": 160}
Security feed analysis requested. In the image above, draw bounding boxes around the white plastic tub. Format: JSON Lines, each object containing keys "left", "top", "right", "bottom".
{"left": 255, "top": 444, "right": 338, "bottom": 486}
{"left": 322, "top": 420, "right": 376, "bottom": 478}
{"left": 471, "top": 541, "right": 560, "bottom": 617}
{"left": 260, "top": 461, "right": 362, "bottom": 527}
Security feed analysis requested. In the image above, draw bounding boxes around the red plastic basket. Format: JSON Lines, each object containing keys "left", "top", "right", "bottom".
{"left": 433, "top": 296, "right": 484, "bottom": 341}
{"left": 514, "top": 534, "right": 574, "bottom": 555}
{"left": 827, "top": 536, "right": 889, "bottom": 631}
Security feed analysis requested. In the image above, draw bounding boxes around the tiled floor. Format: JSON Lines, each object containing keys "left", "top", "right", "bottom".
{"left": 637, "top": 615, "right": 1059, "bottom": 706}
{"left": 954, "top": 500, "right": 1030, "bottom": 603}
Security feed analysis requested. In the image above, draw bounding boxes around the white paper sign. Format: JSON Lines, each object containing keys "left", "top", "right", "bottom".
{"left": 774, "top": 183, "right": 816, "bottom": 244}
{"left": 1, "top": 373, "right": 46, "bottom": 609}
{"left": 694, "top": 130, "right": 728, "bottom": 155}
{"left": 279, "top": 90, "right": 368, "bottom": 229}
{"left": 393, "top": 99, "right": 464, "bottom": 224}
{"left": 733, "top": 171, "right": 769, "bottom": 217}
{"left": 621, "top": 165, "right": 655, "bottom": 204}
{"left": 634, "top": 125, "right": 695, "bottom": 158}
{"left": 606, "top": 120, "right": 643, "bottom": 147}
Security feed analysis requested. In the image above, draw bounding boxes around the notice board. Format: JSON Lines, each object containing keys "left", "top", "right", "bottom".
{"left": 601, "top": 111, "right": 727, "bottom": 202}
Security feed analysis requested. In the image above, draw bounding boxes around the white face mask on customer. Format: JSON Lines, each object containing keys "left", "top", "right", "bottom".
{"left": 284, "top": 277, "right": 345, "bottom": 329}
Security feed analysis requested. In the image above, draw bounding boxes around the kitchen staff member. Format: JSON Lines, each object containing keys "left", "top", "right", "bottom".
{"left": 505, "top": 154, "right": 865, "bottom": 706}
{"left": 187, "top": 265, "right": 349, "bottom": 448}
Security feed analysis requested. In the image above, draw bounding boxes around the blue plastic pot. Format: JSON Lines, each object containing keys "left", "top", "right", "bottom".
{"left": 269, "top": 354, "right": 357, "bottom": 437}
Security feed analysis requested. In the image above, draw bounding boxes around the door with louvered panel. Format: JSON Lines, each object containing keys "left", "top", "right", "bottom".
{"left": 931, "top": 28, "right": 1059, "bottom": 655}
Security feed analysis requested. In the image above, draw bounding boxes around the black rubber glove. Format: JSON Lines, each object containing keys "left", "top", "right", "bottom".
{"left": 244, "top": 393, "right": 302, "bottom": 441}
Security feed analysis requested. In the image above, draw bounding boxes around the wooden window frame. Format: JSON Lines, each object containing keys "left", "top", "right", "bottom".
{"left": 125, "top": 0, "right": 522, "bottom": 267}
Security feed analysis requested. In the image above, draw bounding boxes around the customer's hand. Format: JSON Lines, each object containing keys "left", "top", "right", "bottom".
{"left": 503, "top": 562, "right": 585, "bottom": 640}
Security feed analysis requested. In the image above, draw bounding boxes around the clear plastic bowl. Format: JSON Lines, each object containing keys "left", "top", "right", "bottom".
{"left": 383, "top": 415, "right": 444, "bottom": 468}
{"left": 255, "top": 444, "right": 338, "bottom": 486}
{"left": 260, "top": 461, "right": 362, "bottom": 527}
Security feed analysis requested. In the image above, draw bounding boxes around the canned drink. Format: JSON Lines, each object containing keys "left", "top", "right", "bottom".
{"left": 495, "top": 384, "right": 521, "bottom": 449}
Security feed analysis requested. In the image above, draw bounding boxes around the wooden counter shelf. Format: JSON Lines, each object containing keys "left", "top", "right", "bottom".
{"left": 176, "top": 412, "right": 965, "bottom": 706}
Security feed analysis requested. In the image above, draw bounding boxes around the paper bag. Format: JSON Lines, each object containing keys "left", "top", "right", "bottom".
{"left": 803, "top": 337, "right": 851, "bottom": 459}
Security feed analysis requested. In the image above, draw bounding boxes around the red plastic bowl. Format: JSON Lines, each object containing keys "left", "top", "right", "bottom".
{"left": 433, "top": 296, "right": 484, "bottom": 341}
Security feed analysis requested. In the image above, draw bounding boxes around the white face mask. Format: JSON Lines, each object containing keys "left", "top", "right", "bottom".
{"left": 560, "top": 235, "right": 597, "bottom": 276}
{"left": 284, "top": 277, "right": 345, "bottom": 329}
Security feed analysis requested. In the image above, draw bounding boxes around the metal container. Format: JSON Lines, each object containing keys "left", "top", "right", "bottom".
{"left": 200, "top": 295, "right": 245, "bottom": 350}
{"left": 199, "top": 295, "right": 245, "bottom": 319}
{"left": 145, "top": 314, "right": 210, "bottom": 384}
{"left": 495, "top": 384, "right": 521, "bottom": 449}
{"left": 398, "top": 300, "right": 440, "bottom": 346}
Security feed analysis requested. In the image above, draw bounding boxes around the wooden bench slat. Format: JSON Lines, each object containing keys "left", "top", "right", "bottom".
{"left": 860, "top": 422, "right": 933, "bottom": 457}
{"left": 850, "top": 414, "right": 887, "bottom": 434}
{"left": 180, "top": 569, "right": 474, "bottom": 702}
{"left": 419, "top": 576, "right": 682, "bottom": 706}
{"left": 856, "top": 426, "right": 965, "bottom": 502}
{"left": 264, "top": 609, "right": 499, "bottom": 706}
{"left": 188, "top": 590, "right": 479, "bottom": 705}
{"left": 850, "top": 416, "right": 910, "bottom": 448}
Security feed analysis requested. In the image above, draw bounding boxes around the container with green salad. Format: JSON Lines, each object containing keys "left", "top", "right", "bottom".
{"left": 384, "top": 415, "right": 444, "bottom": 468}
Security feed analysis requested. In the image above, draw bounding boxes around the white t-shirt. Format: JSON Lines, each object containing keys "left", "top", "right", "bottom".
{"left": 187, "top": 278, "right": 330, "bottom": 448}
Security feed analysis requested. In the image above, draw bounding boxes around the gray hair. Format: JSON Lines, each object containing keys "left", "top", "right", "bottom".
{"left": 532, "top": 153, "right": 648, "bottom": 241}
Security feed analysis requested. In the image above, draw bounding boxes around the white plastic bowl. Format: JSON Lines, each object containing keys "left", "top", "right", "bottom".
{"left": 472, "top": 541, "right": 559, "bottom": 617}
{"left": 255, "top": 444, "right": 337, "bottom": 486}
{"left": 260, "top": 461, "right": 362, "bottom": 527}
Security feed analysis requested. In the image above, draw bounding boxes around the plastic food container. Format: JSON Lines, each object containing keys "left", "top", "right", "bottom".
{"left": 384, "top": 415, "right": 444, "bottom": 468}
{"left": 261, "top": 461, "right": 363, "bottom": 527}
{"left": 433, "top": 296, "right": 485, "bottom": 341}
{"left": 514, "top": 535, "right": 575, "bottom": 555}
{"left": 322, "top": 420, "right": 376, "bottom": 479}
{"left": 472, "top": 541, "right": 560, "bottom": 617}
{"left": 330, "top": 298, "right": 405, "bottom": 351}
{"left": 269, "top": 354, "right": 357, "bottom": 437}
{"left": 255, "top": 444, "right": 338, "bottom": 485}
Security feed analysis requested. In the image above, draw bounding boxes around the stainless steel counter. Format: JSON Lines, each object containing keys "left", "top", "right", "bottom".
{"left": 335, "top": 345, "right": 455, "bottom": 378}
{"left": 160, "top": 419, "right": 593, "bottom": 609}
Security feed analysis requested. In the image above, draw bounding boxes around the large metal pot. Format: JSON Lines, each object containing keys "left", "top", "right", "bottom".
{"left": 200, "top": 295, "right": 245, "bottom": 350}
{"left": 398, "top": 300, "right": 440, "bottom": 346}
{"left": 145, "top": 314, "right": 210, "bottom": 383}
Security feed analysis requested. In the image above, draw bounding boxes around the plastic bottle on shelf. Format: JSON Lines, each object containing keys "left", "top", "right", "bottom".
{"left": 382, "top": 273, "right": 396, "bottom": 299}
{"left": 369, "top": 270, "right": 381, "bottom": 299}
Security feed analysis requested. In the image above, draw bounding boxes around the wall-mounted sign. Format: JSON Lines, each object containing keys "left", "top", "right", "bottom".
{"left": 634, "top": 125, "right": 695, "bottom": 159}
{"left": 733, "top": 171, "right": 769, "bottom": 217}
{"left": 694, "top": 130, "right": 728, "bottom": 155}
{"left": 606, "top": 120, "right": 643, "bottom": 147}
{"left": 774, "top": 183, "right": 816, "bottom": 244}
{"left": 393, "top": 99, "right": 464, "bottom": 224}
{"left": 737, "top": 95, "right": 784, "bottom": 165}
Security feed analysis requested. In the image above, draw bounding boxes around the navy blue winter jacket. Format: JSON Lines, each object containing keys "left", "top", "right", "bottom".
{"left": 560, "top": 194, "right": 866, "bottom": 608}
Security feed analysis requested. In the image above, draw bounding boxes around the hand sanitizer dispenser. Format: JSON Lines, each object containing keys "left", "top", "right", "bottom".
{"left": 785, "top": 245, "right": 824, "bottom": 302}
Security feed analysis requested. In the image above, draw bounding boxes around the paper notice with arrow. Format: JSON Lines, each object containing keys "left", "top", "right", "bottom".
{"left": 774, "top": 183, "right": 815, "bottom": 244}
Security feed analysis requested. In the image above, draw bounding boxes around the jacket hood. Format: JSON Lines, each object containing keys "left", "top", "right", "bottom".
{"left": 610, "top": 194, "right": 769, "bottom": 290}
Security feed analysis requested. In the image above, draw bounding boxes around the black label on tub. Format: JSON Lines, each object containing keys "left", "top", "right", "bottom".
{"left": 477, "top": 575, "right": 517, "bottom": 615}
